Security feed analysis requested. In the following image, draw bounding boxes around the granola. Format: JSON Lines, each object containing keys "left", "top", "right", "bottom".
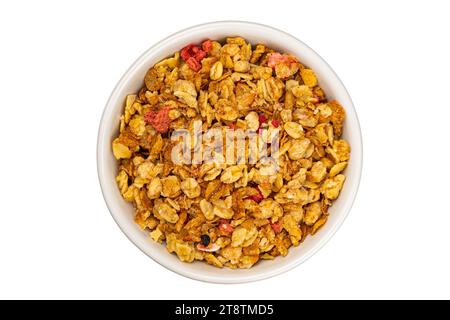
{"left": 112, "top": 37, "right": 350, "bottom": 269}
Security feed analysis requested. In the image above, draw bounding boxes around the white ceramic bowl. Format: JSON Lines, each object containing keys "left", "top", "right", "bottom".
{"left": 97, "top": 21, "right": 362, "bottom": 283}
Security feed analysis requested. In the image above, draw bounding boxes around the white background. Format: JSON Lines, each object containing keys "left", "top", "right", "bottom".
{"left": 1, "top": 0, "right": 449, "bottom": 299}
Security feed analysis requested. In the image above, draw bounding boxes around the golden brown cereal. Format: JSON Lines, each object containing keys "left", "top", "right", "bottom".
{"left": 112, "top": 37, "right": 351, "bottom": 268}
{"left": 210, "top": 61, "right": 223, "bottom": 80}
{"left": 284, "top": 122, "right": 304, "bottom": 139}
{"left": 300, "top": 69, "right": 318, "bottom": 87}
{"left": 180, "top": 178, "right": 201, "bottom": 199}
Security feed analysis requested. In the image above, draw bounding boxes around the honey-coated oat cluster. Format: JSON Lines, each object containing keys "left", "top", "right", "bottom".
{"left": 112, "top": 37, "right": 350, "bottom": 268}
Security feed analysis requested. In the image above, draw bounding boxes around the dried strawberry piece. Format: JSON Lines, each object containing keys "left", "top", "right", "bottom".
{"left": 194, "top": 49, "right": 206, "bottom": 62}
{"left": 202, "top": 39, "right": 213, "bottom": 53}
{"left": 218, "top": 219, "right": 234, "bottom": 233}
{"left": 180, "top": 43, "right": 207, "bottom": 71}
{"left": 249, "top": 193, "right": 264, "bottom": 203}
{"left": 271, "top": 119, "right": 280, "bottom": 128}
{"left": 268, "top": 53, "right": 283, "bottom": 68}
{"left": 180, "top": 44, "right": 197, "bottom": 61}
{"left": 144, "top": 110, "right": 156, "bottom": 123}
{"left": 186, "top": 57, "right": 201, "bottom": 72}
{"left": 190, "top": 45, "right": 202, "bottom": 57}
{"left": 259, "top": 114, "right": 267, "bottom": 125}
{"left": 144, "top": 106, "right": 171, "bottom": 133}
{"left": 271, "top": 222, "right": 282, "bottom": 234}
{"left": 258, "top": 114, "right": 268, "bottom": 134}
{"left": 248, "top": 186, "right": 264, "bottom": 203}
{"left": 228, "top": 123, "right": 237, "bottom": 130}
{"left": 267, "top": 52, "right": 297, "bottom": 68}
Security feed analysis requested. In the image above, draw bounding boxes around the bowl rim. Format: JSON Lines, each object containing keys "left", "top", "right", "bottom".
{"left": 97, "top": 20, "right": 363, "bottom": 284}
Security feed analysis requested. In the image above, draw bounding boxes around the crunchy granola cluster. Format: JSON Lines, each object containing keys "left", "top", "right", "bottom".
{"left": 112, "top": 37, "right": 350, "bottom": 268}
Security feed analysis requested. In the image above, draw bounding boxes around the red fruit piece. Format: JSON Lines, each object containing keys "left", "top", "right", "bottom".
{"left": 144, "top": 106, "right": 171, "bottom": 133}
{"left": 218, "top": 220, "right": 234, "bottom": 233}
{"left": 271, "top": 119, "right": 280, "bottom": 128}
{"left": 258, "top": 114, "right": 267, "bottom": 125}
{"left": 248, "top": 187, "right": 264, "bottom": 203}
{"left": 249, "top": 194, "right": 264, "bottom": 203}
{"left": 202, "top": 39, "right": 213, "bottom": 53}
{"left": 180, "top": 43, "right": 207, "bottom": 71}
{"left": 228, "top": 123, "right": 237, "bottom": 130}
{"left": 186, "top": 57, "right": 201, "bottom": 72}
{"left": 194, "top": 49, "right": 206, "bottom": 61}
{"left": 267, "top": 52, "right": 297, "bottom": 68}
{"left": 271, "top": 222, "right": 282, "bottom": 234}
{"left": 180, "top": 44, "right": 197, "bottom": 61}
{"left": 268, "top": 53, "right": 285, "bottom": 68}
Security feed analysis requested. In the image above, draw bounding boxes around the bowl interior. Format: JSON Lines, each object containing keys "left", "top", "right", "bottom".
{"left": 97, "top": 21, "right": 362, "bottom": 283}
